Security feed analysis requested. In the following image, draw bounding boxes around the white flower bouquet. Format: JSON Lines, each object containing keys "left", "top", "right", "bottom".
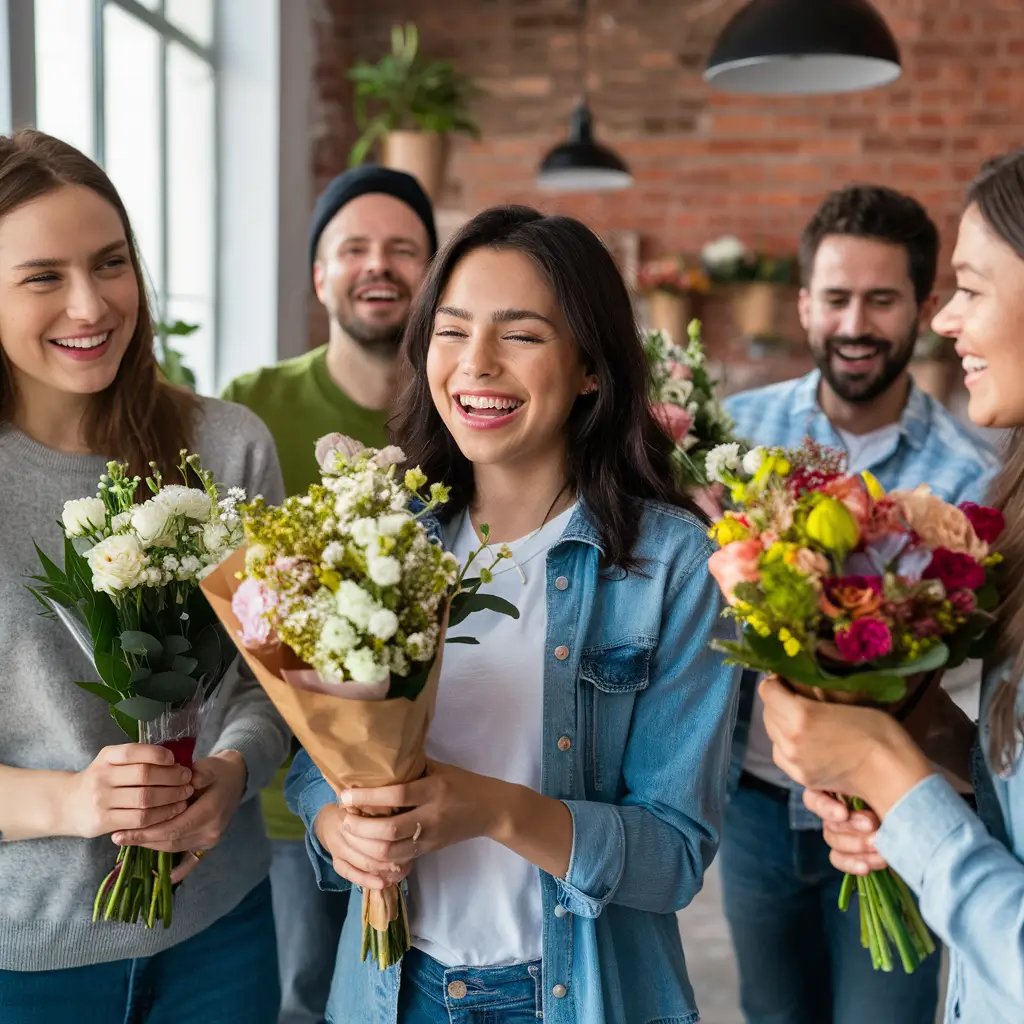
{"left": 30, "top": 452, "right": 247, "bottom": 928}
{"left": 200, "top": 434, "right": 517, "bottom": 969}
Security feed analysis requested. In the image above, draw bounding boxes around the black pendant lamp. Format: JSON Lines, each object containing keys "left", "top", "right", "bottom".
{"left": 704, "top": 0, "right": 902, "bottom": 96}
{"left": 536, "top": 0, "right": 631, "bottom": 192}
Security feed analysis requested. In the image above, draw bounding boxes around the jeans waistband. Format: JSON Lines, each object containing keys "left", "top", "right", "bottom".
{"left": 403, "top": 946, "right": 543, "bottom": 1015}
{"left": 738, "top": 770, "right": 791, "bottom": 804}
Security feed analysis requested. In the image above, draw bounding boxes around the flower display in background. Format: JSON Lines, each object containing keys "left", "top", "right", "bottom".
{"left": 700, "top": 234, "right": 795, "bottom": 285}
{"left": 636, "top": 256, "right": 711, "bottom": 297}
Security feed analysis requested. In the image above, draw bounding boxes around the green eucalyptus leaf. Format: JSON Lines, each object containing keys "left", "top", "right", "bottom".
{"left": 171, "top": 655, "right": 199, "bottom": 675}
{"left": 110, "top": 705, "right": 141, "bottom": 739}
{"left": 445, "top": 636, "right": 480, "bottom": 645}
{"left": 120, "top": 630, "right": 163, "bottom": 659}
{"left": 114, "top": 696, "right": 166, "bottom": 722}
{"left": 162, "top": 634, "right": 192, "bottom": 657}
{"left": 135, "top": 671, "right": 198, "bottom": 703}
{"left": 95, "top": 651, "right": 132, "bottom": 690}
{"left": 448, "top": 592, "right": 520, "bottom": 628}
{"left": 75, "top": 680, "right": 122, "bottom": 704}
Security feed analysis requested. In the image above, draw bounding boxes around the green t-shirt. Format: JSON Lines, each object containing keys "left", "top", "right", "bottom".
{"left": 222, "top": 344, "right": 390, "bottom": 840}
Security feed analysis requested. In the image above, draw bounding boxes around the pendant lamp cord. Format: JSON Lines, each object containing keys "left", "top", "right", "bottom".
{"left": 576, "top": 0, "right": 589, "bottom": 103}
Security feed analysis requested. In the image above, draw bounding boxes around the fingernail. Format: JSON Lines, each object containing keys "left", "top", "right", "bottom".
{"left": 854, "top": 817, "right": 874, "bottom": 832}
{"left": 853, "top": 860, "right": 868, "bottom": 873}
{"left": 867, "top": 834, "right": 877, "bottom": 849}
{"left": 111, "top": 834, "right": 124, "bottom": 844}
{"left": 341, "top": 791, "right": 353, "bottom": 807}
{"left": 185, "top": 786, "right": 194, "bottom": 798}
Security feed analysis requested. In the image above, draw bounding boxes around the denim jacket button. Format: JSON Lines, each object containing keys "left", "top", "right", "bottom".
{"left": 554, "top": 645, "right": 569, "bottom": 661}
{"left": 555, "top": 575, "right": 569, "bottom": 590}
{"left": 557, "top": 736, "right": 572, "bottom": 752}
{"left": 447, "top": 981, "right": 467, "bottom": 999}
{"left": 552, "top": 984, "right": 568, "bottom": 998}
{"left": 553, "top": 903, "right": 569, "bottom": 918}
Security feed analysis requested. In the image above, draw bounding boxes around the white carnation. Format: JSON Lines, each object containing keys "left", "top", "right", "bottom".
{"left": 335, "top": 580, "right": 380, "bottom": 630}
{"left": 322, "top": 616, "right": 357, "bottom": 653}
{"left": 705, "top": 442, "right": 742, "bottom": 484}
{"left": 322, "top": 541, "right": 346, "bottom": 568}
{"left": 350, "top": 518, "right": 378, "bottom": 549}
{"left": 742, "top": 446, "right": 766, "bottom": 476}
{"left": 111, "top": 510, "right": 135, "bottom": 533}
{"left": 344, "top": 647, "right": 389, "bottom": 686}
{"left": 87, "top": 534, "right": 147, "bottom": 594}
{"left": 156, "top": 485, "right": 212, "bottom": 522}
{"left": 406, "top": 631, "right": 435, "bottom": 663}
{"left": 179, "top": 554, "right": 202, "bottom": 577}
{"left": 368, "top": 608, "right": 399, "bottom": 641}
{"left": 131, "top": 499, "right": 174, "bottom": 546}
{"left": 389, "top": 648, "right": 410, "bottom": 676}
{"left": 62, "top": 497, "right": 106, "bottom": 537}
{"left": 371, "top": 445, "right": 405, "bottom": 469}
{"left": 377, "top": 513, "right": 411, "bottom": 537}
{"left": 661, "top": 378, "right": 694, "bottom": 406}
{"left": 367, "top": 555, "right": 402, "bottom": 587}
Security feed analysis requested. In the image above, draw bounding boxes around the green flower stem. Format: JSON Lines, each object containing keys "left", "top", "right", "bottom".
{"left": 870, "top": 871, "right": 918, "bottom": 974}
{"left": 838, "top": 871, "right": 856, "bottom": 912}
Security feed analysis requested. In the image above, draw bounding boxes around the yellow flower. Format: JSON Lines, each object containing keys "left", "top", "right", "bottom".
{"left": 730, "top": 483, "right": 748, "bottom": 505}
{"left": 710, "top": 516, "right": 750, "bottom": 546}
{"left": 753, "top": 454, "right": 791, "bottom": 487}
{"left": 778, "top": 627, "right": 802, "bottom": 657}
{"left": 806, "top": 497, "right": 860, "bottom": 555}
{"left": 404, "top": 467, "right": 428, "bottom": 492}
{"left": 317, "top": 568, "right": 341, "bottom": 592}
{"left": 747, "top": 614, "right": 772, "bottom": 638}
{"left": 861, "top": 470, "right": 885, "bottom": 499}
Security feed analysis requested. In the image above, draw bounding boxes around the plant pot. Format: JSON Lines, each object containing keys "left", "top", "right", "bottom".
{"left": 647, "top": 290, "right": 691, "bottom": 343}
{"left": 380, "top": 130, "right": 448, "bottom": 204}
{"left": 731, "top": 282, "right": 781, "bottom": 340}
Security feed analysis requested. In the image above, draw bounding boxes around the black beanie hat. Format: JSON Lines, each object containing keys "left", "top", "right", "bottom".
{"left": 308, "top": 165, "right": 438, "bottom": 267}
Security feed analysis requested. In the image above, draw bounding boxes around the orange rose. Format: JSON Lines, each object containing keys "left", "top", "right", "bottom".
{"left": 890, "top": 485, "right": 989, "bottom": 560}
{"left": 708, "top": 539, "right": 762, "bottom": 605}
{"left": 824, "top": 475, "right": 872, "bottom": 524}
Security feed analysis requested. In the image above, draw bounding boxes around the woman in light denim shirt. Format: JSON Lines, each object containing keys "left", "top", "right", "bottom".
{"left": 285, "top": 205, "right": 740, "bottom": 1023}
{"left": 760, "top": 149, "right": 1024, "bottom": 1024}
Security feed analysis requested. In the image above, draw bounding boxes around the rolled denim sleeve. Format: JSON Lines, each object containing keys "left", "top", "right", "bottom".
{"left": 876, "top": 772, "right": 1024, "bottom": 1014}
{"left": 560, "top": 532, "right": 741, "bottom": 917}
{"left": 284, "top": 749, "right": 352, "bottom": 894}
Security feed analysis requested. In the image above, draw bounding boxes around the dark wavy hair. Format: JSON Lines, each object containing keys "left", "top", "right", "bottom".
{"left": 391, "top": 205, "right": 703, "bottom": 571}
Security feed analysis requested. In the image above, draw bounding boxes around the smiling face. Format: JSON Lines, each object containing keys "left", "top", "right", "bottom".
{"left": 932, "top": 203, "right": 1024, "bottom": 429}
{"left": 313, "top": 192, "right": 430, "bottom": 356}
{"left": 426, "top": 247, "right": 594, "bottom": 472}
{"left": 800, "top": 234, "right": 933, "bottom": 403}
{"left": 0, "top": 184, "right": 139, "bottom": 403}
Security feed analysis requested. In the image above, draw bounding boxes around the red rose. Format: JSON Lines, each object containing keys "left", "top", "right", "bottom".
{"left": 924, "top": 547, "right": 986, "bottom": 591}
{"left": 959, "top": 502, "right": 1005, "bottom": 544}
{"left": 834, "top": 617, "right": 893, "bottom": 662}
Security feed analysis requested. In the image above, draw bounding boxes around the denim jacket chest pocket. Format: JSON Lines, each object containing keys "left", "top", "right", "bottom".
{"left": 577, "top": 637, "right": 655, "bottom": 798}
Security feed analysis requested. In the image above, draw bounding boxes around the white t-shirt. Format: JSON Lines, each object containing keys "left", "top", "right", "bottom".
{"left": 408, "top": 504, "right": 575, "bottom": 967}
{"left": 743, "top": 421, "right": 901, "bottom": 788}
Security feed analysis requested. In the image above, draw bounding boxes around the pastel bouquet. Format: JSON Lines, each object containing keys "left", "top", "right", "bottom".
{"left": 200, "top": 434, "right": 517, "bottom": 969}
{"left": 29, "top": 453, "right": 246, "bottom": 928}
{"left": 646, "top": 319, "right": 738, "bottom": 492}
{"left": 705, "top": 439, "right": 1003, "bottom": 973}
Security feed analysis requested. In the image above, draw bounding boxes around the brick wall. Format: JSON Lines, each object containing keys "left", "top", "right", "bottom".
{"left": 310, "top": 0, "right": 1024, "bottom": 391}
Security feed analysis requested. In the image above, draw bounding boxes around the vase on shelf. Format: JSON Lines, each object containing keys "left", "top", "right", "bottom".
{"left": 647, "top": 290, "right": 691, "bottom": 343}
{"left": 731, "top": 282, "right": 781, "bottom": 340}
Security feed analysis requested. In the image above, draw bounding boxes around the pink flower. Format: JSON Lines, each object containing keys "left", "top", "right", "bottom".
{"left": 652, "top": 402, "right": 694, "bottom": 444}
{"left": 834, "top": 617, "right": 892, "bottom": 662}
{"left": 891, "top": 486, "right": 989, "bottom": 560}
{"left": 791, "top": 547, "right": 830, "bottom": 579}
{"left": 669, "top": 361, "right": 694, "bottom": 381}
{"left": 958, "top": 502, "right": 1005, "bottom": 544}
{"left": 315, "top": 433, "right": 366, "bottom": 471}
{"left": 708, "top": 538, "right": 762, "bottom": 605}
{"left": 923, "top": 548, "right": 986, "bottom": 591}
{"left": 232, "top": 577, "right": 277, "bottom": 648}
{"left": 823, "top": 475, "right": 872, "bottom": 526}
{"left": 949, "top": 589, "right": 977, "bottom": 615}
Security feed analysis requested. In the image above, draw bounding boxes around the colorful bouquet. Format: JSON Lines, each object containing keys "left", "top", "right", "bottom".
{"left": 705, "top": 439, "right": 1003, "bottom": 973}
{"left": 29, "top": 453, "right": 246, "bottom": 928}
{"left": 646, "top": 319, "right": 738, "bottom": 491}
{"left": 201, "top": 434, "right": 517, "bottom": 969}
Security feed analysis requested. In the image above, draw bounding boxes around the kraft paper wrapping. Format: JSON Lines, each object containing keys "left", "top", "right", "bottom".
{"left": 200, "top": 546, "right": 446, "bottom": 932}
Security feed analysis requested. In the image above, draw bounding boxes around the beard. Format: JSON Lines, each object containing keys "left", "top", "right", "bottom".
{"left": 814, "top": 327, "right": 917, "bottom": 403}
{"left": 332, "top": 272, "right": 411, "bottom": 358}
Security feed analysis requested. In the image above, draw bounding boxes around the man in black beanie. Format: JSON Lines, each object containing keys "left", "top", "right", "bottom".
{"left": 221, "top": 165, "right": 435, "bottom": 1024}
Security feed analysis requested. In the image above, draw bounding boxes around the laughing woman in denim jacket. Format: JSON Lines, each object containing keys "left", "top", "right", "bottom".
{"left": 285, "top": 205, "right": 740, "bottom": 1024}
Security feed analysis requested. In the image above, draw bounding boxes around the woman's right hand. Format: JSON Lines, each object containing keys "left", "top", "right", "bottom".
{"left": 64, "top": 743, "right": 194, "bottom": 839}
{"left": 803, "top": 789, "right": 888, "bottom": 875}
{"left": 313, "top": 802, "right": 408, "bottom": 891}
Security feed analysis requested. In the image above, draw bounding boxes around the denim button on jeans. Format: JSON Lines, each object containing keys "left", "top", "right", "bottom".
{"left": 397, "top": 947, "right": 543, "bottom": 1023}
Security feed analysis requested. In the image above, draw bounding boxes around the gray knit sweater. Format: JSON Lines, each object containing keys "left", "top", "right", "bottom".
{"left": 0, "top": 397, "right": 291, "bottom": 970}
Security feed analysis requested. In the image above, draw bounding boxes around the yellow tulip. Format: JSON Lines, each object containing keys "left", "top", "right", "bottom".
{"left": 861, "top": 470, "right": 885, "bottom": 500}
{"left": 805, "top": 496, "right": 860, "bottom": 555}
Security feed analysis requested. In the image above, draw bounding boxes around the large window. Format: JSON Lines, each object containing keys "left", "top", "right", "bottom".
{"left": 35, "top": 0, "right": 217, "bottom": 394}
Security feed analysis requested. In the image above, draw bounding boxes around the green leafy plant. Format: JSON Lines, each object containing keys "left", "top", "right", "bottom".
{"left": 156, "top": 320, "right": 198, "bottom": 391}
{"left": 347, "top": 23, "right": 480, "bottom": 167}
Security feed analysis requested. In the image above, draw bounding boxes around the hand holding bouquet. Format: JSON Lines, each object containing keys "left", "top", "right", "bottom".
{"left": 704, "top": 439, "right": 1003, "bottom": 973}
{"left": 30, "top": 453, "right": 246, "bottom": 927}
{"left": 201, "top": 434, "right": 517, "bottom": 969}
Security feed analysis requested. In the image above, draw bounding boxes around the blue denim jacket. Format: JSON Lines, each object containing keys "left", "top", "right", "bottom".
{"left": 876, "top": 667, "right": 1023, "bottom": 1023}
{"left": 724, "top": 371, "right": 1000, "bottom": 829}
{"left": 286, "top": 500, "right": 741, "bottom": 1024}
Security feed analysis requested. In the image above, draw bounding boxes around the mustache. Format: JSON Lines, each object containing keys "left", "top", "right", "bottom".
{"left": 825, "top": 335, "right": 892, "bottom": 356}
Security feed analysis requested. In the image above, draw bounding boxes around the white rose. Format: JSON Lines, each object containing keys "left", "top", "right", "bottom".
{"left": 350, "top": 518, "right": 379, "bottom": 549}
{"left": 368, "top": 608, "right": 399, "bottom": 641}
{"left": 335, "top": 580, "right": 380, "bottom": 630}
{"left": 367, "top": 555, "right": 402, "bottom": 587}
{"left": 742, "top": 447, "right": 766, "bottom": 476}
{"left": 322, "top": 616, "right": 358, "bottom": 653}
{"left": 62, "top": 497, "right": 106, "bottom": 537}
{"left": 179, "top": 554, "right": 202, "bottom": 578}
{"left": 377, "top": 513, "right": 411, "bottom": 538}
{"left": 111, "top": 509, "right": 135, "bottom": 533}
{"left": 344, "top": 647, "right": 389, "bottom": 686}
{"left": 371, "top": 445, "right": 405, "bottom": 469}
{"left": 131, "top": 499, "right": 174, "bottom": 546}
{"left": 86, "top": 534, "right": 147, "bottom": 594}
{"left": 203, "top": 521, "right": 230, "bottom": 554}
{"left": 156, "top": 485, "right": 212, "bottom": 522}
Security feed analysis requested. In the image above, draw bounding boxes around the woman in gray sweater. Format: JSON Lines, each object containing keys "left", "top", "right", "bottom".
{"left": 0, "top": 131, "right": 290, "bottom": 1022}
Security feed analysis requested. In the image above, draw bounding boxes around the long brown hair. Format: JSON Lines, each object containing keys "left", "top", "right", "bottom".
{"left": 964, "top": 149, "right": 1024, "bottom": 771}
{"left": 0, "top": 130, "right": 197, "bottom": 478}
{"left": 391, "top": 205, "right": 704, "bottom": 572}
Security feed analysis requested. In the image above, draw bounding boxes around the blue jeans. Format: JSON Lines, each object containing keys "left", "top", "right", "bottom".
{"left": 398, "top": 947, "right": 543, "bottom": 1023}
{"left": 0, "top": 878, "right": 278, "bottom": 1024}
{"left": 270, "top": 838, "right": 349, "bottom": 1024}
{"left": 720, "top": 782, "right": 940, "bottom": 1024}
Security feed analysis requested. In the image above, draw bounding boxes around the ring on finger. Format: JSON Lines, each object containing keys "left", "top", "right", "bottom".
{"left": 412, "top": 822, "right": 423, "bottom": 842}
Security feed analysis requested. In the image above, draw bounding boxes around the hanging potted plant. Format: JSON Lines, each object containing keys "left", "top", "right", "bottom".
{"left": 348, "top": 23, "right": 481, "bottom": 202}
{"left": 701, "top": 235, "right": 796, "bottom": 342}
{"left": 636, "top": 257, "right": 711, "bottom": 343}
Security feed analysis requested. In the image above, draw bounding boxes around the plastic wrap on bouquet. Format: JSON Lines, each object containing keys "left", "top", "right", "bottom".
{"left": 200, "top": 545, "right": 447, "bottom": 966}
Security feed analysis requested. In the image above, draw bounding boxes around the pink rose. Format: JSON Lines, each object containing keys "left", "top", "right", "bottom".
{"left": 891, "top": 486, "right": 989, "bottom": 561}
{"left": 709, "top": 538, "right": 762, "bottom": 605}
{"left": 669, "top": 362, "right": 694, "bottom": 381}
{"left": 232, "top": 577, "right": 277, "bottom": 648}
{"left": 315, "top": 433, "right": 366, "bottom": 471}
{"left": 653, "top": 402, "right": 694, "bottom": 444}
